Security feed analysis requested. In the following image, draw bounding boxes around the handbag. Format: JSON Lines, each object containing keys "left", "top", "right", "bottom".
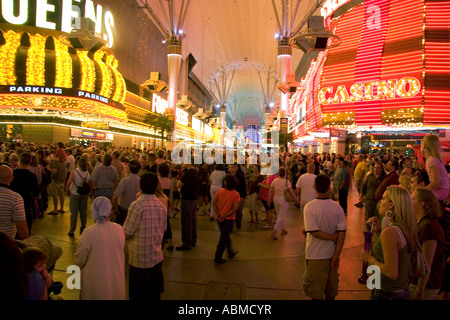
{"left": 409, "top": 240, "right": 430, "bottom": 280}
{"left": 284, "top": 178, "right": 294, "bottom": 202}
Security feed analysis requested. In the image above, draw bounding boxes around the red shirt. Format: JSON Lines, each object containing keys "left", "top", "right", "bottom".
{"left": 215, "top": 188, "right": 240, "bottom": 220}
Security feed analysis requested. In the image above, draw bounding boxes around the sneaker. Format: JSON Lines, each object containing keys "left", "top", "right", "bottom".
{"left": 228, "top": 251, "right": 238, "bottom": 259}
{"left": 68, "top": 232, "right": 74, "bottom": 237}
{"left": 281, "top": 230, "right": 288, "bottom": 236}
{"left": 261, "top": 225, "right": 273, "bottom": 229}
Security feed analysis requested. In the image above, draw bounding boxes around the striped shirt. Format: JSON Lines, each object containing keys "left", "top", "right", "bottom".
{"left": 123, "top": 194, "right": 167, "bottom": 268}
{"left": 0, "top": 185, "right": 26, "bottom": 239}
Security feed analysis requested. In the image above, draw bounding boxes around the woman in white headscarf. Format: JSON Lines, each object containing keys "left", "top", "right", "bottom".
{"left": 74, "top": 197, "right": 125, "bottom": 300}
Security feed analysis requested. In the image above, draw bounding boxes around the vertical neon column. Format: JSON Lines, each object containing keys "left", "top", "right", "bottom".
{"left": 167, "top": 36, "right": 182, "bottom": 147}
{"left": 278, "top": 37, "right": 292, "bottom": 117}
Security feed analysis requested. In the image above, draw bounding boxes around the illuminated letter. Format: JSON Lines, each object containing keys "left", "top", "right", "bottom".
{"left": 66, "top": 265, "right": 81, "bottom": 290}
{"left": 350, "top": 83, "right": 363, "bottom": 102}
{"left": 332, "top": 85, "right": 350, "bottom": 104}
{"left": 36, "top": 0, "right": 56, "bottom": 30}
{"left": 377, "top": 79, "right": 396, "bottom": 99}
{"left": 363, "top": 82, "right": 374, "bottom": 101}
{"left": 104, "top": 11, "right": 114, "bottom": 47}
{"left": 396, "top": 77, "right": 421, "bottom": 98}
{"left": 2, "top": 0, "right": 28, "bottom": 25}
{"left": 85, "top": 0, "right": 102, "bottom": 34}
{"left": 366, "top": 5, "right": 381, "bottom": 30}
{"left": 62, "top": 0, "right": 81, "bottom": 33}
{"left": 318, "top": 87, "right": 333, "bottom": 105}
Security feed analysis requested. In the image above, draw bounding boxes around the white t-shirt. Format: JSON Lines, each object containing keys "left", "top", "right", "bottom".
{"left": 209, "top": 170, "right": 226, "bottom": 187}
{"left": 270, "top": 177, "right": 292, "bottom": 198}
{"left": 296, "top": 173, "right": 317, "bottom": 206}
{"left": 304, "top": 198, "right": 346, "bottom": 260}
{"left": 66, "top": 154, "right": 75, "bottom": 173}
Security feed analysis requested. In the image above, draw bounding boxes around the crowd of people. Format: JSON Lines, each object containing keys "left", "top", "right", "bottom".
{"left": 1, "top": 133, "right": 450, "bottom": 301}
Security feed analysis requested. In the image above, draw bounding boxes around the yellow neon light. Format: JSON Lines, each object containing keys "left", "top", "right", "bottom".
{"left": 0, "top": 30, "right": 21, "bottom": 85}
{"left": 94, "top": 50, "right": 113, "bottom": 98}
{"left": 77, "top": 50, "right": 96, "bottom": 92}
{"left": 54, "top": 37, "right": 72, "bottom": 88}
{"left": 27, "top": 33, "right": 46, "bottom": 86}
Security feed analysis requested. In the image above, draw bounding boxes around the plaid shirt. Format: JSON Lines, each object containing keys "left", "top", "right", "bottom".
{"left": 123, "top": 194, "right": 167, "bottom": 268}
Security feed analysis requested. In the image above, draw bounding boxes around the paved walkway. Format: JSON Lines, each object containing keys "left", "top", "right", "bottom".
{"left": 30, "top": 185, "right": 371, "bottom": 300}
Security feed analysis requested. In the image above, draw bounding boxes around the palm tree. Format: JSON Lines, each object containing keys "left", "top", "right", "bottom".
{"left": 279, "top": 132, "right": 294, "bottom": 153}
{"left": 145, "top": 113, "right": 174, "bottom": 142}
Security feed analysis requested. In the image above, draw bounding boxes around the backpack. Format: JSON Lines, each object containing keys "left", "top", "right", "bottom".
{"left": 75, "top": 170, "right": 90, "bottom": 195}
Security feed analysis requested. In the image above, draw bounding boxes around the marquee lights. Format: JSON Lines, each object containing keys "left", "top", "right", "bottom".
{"left": 93, "top": 50, "right": 113, "bottom": 98}
{"left": 77, "top": 50, "right": 96, "bottom": 92}
{"left": 54, "top": 37, "right": 72, "bottom": 88}
{"left": 0, "top": 30, "right": 21, "bottom": 85}
{"left": 26, "top": 33, "right": 46, "bottom": 86}
{"left": 319, "top": 77, "right": 421, "bottom": 105}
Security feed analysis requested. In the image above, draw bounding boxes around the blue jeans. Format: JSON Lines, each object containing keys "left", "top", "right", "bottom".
{"left": 214, "top": 220, "right": 235, "bottom": 261}
{"left": 94, "top": 188, "right": 114, "bottom": 201}
{"left": 69, "top": 194, "right": 88, "bottom": 233}
{"left": 371, "top": 288, "right": 410, "bottom": 300}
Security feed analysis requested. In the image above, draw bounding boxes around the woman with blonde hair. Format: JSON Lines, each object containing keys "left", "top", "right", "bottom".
{"left": 421, "top": 134, "right": 449, "bottom": 204}
{"left": 361, "top": 186, "right": 417, "bottom": 300}
{"left": 411, "top": 187, "right": 446, "bottom": 300}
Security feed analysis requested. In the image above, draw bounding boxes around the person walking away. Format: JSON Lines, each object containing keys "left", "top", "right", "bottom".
{"left": 89, "top": 153, "right": 120, "bottom": 201}
{"left": 337, "top": 158, "right": 350, "bottom": 215}
{"left": 268, "top": 167, "right": 299, "bottom": 240}
{"left": 360, "top": 162, "right": 386, "bottom": 230}
{"left": 112, "top": 160, "right": 141, "bottom": 226}
{"left": 228, "top": 164, "right": 247, "bottom": 229}
{"left": 66, "top": 157, "right": 90, "bottom": 236}
{"left": 247, "top": 165, "right": 264, "bottom": 224}
{"left": 47, "top": 151, "right": 67, "bottom": 215}
{"left": 176, "top": 163, "right": 200, "bottom": 250}
{"left": 303, "top": 174, "right": 346, "bottom": 300}
{"left": 354, "top": 154, "right": 367, "bottom": 208}
{"left": 295, "top": 163, "right": 317, "bottom": 218}
{"left": 10, "top": 152, "right": 39, "bottom": 232}
{"left": 74, "top": 197, "right": 125, "bottom": 300}
{"left": 212, "top": 174, "right": 240, "bottom": 264}
{"left": 209, "top": 164, "right": 226, "bottom": 221}
{"left": 123, "top": 173, "right": 167, "bottom": 300}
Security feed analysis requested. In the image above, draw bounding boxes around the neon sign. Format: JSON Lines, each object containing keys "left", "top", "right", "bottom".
{"left": 152, "top": 94, "right": 168, "bottom": 114}
{"left": 318, "top": 77, "right": 421, "bottom": 105}
{"left": 176, "top": 107, "right": 188, "bottom": 126}
{"left": 0, "top": 0, "right": 115, "bottom": 47}
{"left": 321, "top": 0, "right": 353, "bottom": 20}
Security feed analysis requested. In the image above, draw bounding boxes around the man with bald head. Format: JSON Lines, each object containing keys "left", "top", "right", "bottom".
{"left": 295, "top": 163, "right": 317, "bottom": 217}
{"left": 0, "top": 165, "right": 29, "bottom": 240}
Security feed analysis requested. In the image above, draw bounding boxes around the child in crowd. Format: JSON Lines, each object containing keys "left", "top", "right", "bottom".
{"left": 22, "top": 247, "right": 53, "bottom": 300}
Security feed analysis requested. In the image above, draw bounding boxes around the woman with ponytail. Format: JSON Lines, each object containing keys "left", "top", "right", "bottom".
{"left": 361, "top": 186, "right": 417, "bottom": 300}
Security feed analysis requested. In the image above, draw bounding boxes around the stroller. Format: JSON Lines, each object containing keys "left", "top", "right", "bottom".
{"left": 16, "top": 235, "right": 64, "bottom": 299}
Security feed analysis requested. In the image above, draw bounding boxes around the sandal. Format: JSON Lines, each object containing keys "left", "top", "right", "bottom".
{"left": 59, "top": 210, "right": 65, "bottom": 214}
{"left": 48, "top": 211, "right": 59, "bottom": 215}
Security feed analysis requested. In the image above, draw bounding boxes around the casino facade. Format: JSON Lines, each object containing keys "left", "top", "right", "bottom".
{"left": 288, "top": 0, "right": 450, "bottom": 155}
{"left": 0, "top": 0, "right": 216, "bottom": 149}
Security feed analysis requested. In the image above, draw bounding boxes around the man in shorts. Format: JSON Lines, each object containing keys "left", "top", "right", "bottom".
{"left": 303, "top": 174, "right": 346, "bottom": 300}
{"left": 47, "top": 153, "right": 67, "bottom": 215}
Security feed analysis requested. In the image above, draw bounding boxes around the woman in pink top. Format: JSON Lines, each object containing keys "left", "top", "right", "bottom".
{"left": 421, "top": 135, "right": 450, "bottom": 202}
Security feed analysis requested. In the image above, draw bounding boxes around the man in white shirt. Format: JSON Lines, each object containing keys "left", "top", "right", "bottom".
{"left": 295, "top": 163, "right": 317, "bottom": 217}
{"left": 303, "top": 174, "right": 346, "bottom": 300}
